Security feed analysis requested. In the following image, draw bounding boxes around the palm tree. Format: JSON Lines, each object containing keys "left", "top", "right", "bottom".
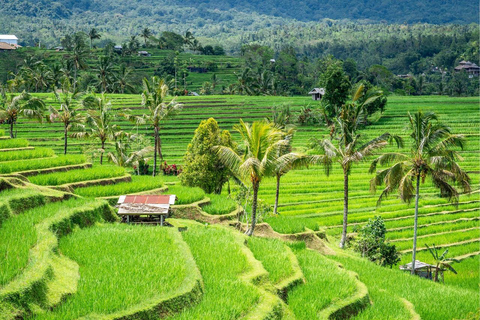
{"left": 141, "top": 28, "right": 153, "bottom": 47}
{"left": 49, "top": 79, "right": 85, "bottom": 154}
{"left": 425, "top": 244, "right": 460, "bottom": 282}
{"left": 107, "top": 137, "right": 153, "bottom": 170}
{"left": 216, "top": 120, "right": 289, "bottom": 236}
{"left": 88, "top": 28, "right": 101, "bottom": 49}
{"left": 78, "top": 94, "right": 119, "bottom": 164}
{"left": 0, "top": 90, "right": 46, "bottom": 138}
{"left": 115, "top": 64, "right": 135, "bottom": 94}
{"left": 370, "top": 111, "right": 470, "bottom": 274}
{"left": 129, "top": 77, "right": 182, "bottom": 176}
{"left": 70, "top": 35, "right": 89, "bottom": 91}
{"left": 312, "top": 85, "right": 399, "bottom": 248}
{"left": 95, "top": 55, "right": 116, "bottom": 93}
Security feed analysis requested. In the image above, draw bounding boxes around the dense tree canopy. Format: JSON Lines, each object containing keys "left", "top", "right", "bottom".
{"left": 180, "top": 118, "right": 236, "bottom": 194}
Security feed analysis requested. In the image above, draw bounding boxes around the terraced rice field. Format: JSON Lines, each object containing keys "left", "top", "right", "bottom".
{"left": 0, "top": 94, "right": 478, "bottom": 319}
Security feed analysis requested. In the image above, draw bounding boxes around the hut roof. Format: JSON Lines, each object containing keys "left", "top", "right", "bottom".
{"left": 0, "top": 42, "right": 17, "bottom": 50}
{"left": 400, "top": 260, "right": 444, "bottom": 271}
{"left": 116, "top": 195, "right": 176, "bottom": 215}
{"left": 308, "top": 88, "right": 325, "bottom": 95}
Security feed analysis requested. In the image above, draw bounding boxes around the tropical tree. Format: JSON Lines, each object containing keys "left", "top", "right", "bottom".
{"left": 88, "top": 28, "right": 101, "bottom": 49}
{"left": 183, "top": 30, "right": 195, "bottom": 49}
{"left": 370, "top": 111, "right": 470, "bottom": 274}
{"left": 95, "top": 55, "right": 116, "bottom": 93}
{"left": 107, "top": 135, "right": 153, "bottom": 170}
{"left": 115, "top": 64, "right": 135, "bottom": 94}
{"left": 129, "top": 77, "right": 182, "bottom": 176}
{"left": 70, "top": 33, "right": 89, "bottom": 90}
{"left": 216, "top": 120, "right": 289, "bottom": 236}
{"left": 0, "top": 90, "right": 46, "bottom": 138}
{"left": 311, "top": 85, "right": 400, "bottom": 248}
{"left": 425, "top": 244, "right": 460, "bottom": 282}
{"left": 49, "top": 79, "right": 85, "bottom": 154}
{"left": 141, "top": 28, "right": 153, "bottom": 47}
{"left": 180, "top": 118, "right": 236, "bottom": 194}
{"left": 78, "top": 94, "right": 119, "bottom": 164}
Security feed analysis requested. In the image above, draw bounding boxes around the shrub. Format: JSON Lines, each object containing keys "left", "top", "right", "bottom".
{"left": 352, "top": 216, "right": 400, "bottom": 268}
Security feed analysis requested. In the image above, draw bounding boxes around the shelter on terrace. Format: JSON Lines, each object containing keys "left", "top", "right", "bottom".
{"left": 400, "top": 260, "right": 445, "bottom": 282}
{"left": 308, "top": 88, "right": 325, "bottom": 101}
{"left": 117, "top": 194, "right": 176, "bottom": 225}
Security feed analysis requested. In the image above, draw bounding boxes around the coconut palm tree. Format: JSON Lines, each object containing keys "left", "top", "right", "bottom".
{"left": 49, "top": 79, "right": 85, "bottom": 154}
{"left": 141, "top": 28, "right": 153, "bottom": 47}
{"left": 425, "top": 244, "right": 460, "bottom": 282}
{"left": 370, "top": 111, "right": 470, "bottom": 274}
{"left": 95, "top": 55, "right": 116, "bottom": 93}
{"left": 115, "top": 64, "right": 135, "bottom": 94}
{"left": 107, "top": 135, "right": 153, "bottom": 170}
{"left": 70, "top": 34, "right": 89, "bottom": 91}
{"left": 77, "top": 94, "right": 119, "bottom": 164}
{"left": 312, "top": 85, "right": 399, "bottom": 248}
{"left": 216, "top": 120, "right": 290, "bottom": 236}
{"left": 0, "top": 90, "right": 46, "bottom": 138}
{"left": 128, "top": 77, "right": 182, "bottom": 176}
{"left": 88, "top": 28, "right": 101, "bottom": 49}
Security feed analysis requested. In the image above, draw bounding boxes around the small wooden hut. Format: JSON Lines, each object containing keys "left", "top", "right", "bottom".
{"left": 308, "top": 88, "right": 325, "bottom": 101}
{"left": 400, "top": 260, "right": 445, "bottom": 282}
{"left": 116, "top": 195, "right": 176, "bottom": 225}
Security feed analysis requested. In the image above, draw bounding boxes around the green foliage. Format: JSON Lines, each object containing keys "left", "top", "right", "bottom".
{"left": 167, "top": 185, "right": 205, "bottom": 205}
{"left": 28, "top": 165, "right": 126, "bottom": 186}
{"left": 0, "top": 138, "right": 29, "bottom": 149}
{"left": 74, "top": 175, "right": 164, "bottom": 197}
{"left": 166, "top": 222, "right": 259, "bottom": 320}
{"left": 0, "top": 148, "right": 54, "bottom": 162}
{"left": 201, "top": 193, "right": 237, "bottom": 215}
{"left": 288, "top": 248, "right": 358, "bottom": 319}
{"left": 0, "top": 154, "right": 86, "bottom": 174}
{"left": 332, "top": 253, "right": 479, "bottom": 320}
{"left": 180, "top": 118, "right": 235, "bottom": 194}
{"left": 247, "top": 237, "right": 294, "bottom": 284}
{"left": 36, "top": 224, "right": 195, "bottom": 320}
{"left": 318, "top": 60, "right": 351, "bottom": 122}
{"left": 352, "top": 216, "right": 401, "bottom": 268}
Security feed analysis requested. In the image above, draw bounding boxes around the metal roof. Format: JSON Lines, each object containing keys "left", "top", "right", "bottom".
{"left": 0, "top": 35, "right": 18, "bottom": 40}
{"left": 116, "top": 195, "right": 176, "bottom": 215}
{"left": 399, "top": 260, "right": 442, "bottom": 271}
{"left": 308, "top": 88, "right": 325, "bottom": 95}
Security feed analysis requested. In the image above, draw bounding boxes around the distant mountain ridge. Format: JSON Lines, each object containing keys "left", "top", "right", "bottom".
{"left": 1, "top": 0, "right": 478, "bottom": 24}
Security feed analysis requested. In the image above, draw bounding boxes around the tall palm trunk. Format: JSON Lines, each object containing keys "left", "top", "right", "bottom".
{"left": 73, "top": 64, "right": 77, "bottom": 92}
{"left": 153, "top": 126, "right": 160, "bottom": 176}
{"left": 100, "top": 140, "right": 105, "bottom": 164}
{"left": 411, "top": 175, "right": 421, "bottom": 275}
{"left": 274, "top": 174, "right": 281, "bottom": 215}
{"left": 64, "top": 124, "right": 68, "bottom": 155}
{"left": 340, "top": 168, "right": 349, "bottom": 248}
{"left": 247, "top": 181, "right": 259, "bottom": 236}
{"left": 9, "top": 121, "right": 14, "bottom": 139}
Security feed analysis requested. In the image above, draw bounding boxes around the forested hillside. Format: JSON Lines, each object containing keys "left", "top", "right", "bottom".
{"left": 2, "top": 0, "right": 477, "bottom": 24}
{"left": 1, "top": 0, "right": 478, "bottom": 48}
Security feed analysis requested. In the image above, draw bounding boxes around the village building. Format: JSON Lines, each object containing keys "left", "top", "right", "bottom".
{"left": 454, "top": 60, "right": 480, "bottom": 77}
{"left": 308, "top": 87, "right": 325, "bottom": 101}
{"left": 0, "top": 42, "right": 20, "bottom": 51}
{"left": 138, "top": 50, "right": 151, "bottom": 57}
{"left": 0, "top": 35, "right": 18, "bottom": 45}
